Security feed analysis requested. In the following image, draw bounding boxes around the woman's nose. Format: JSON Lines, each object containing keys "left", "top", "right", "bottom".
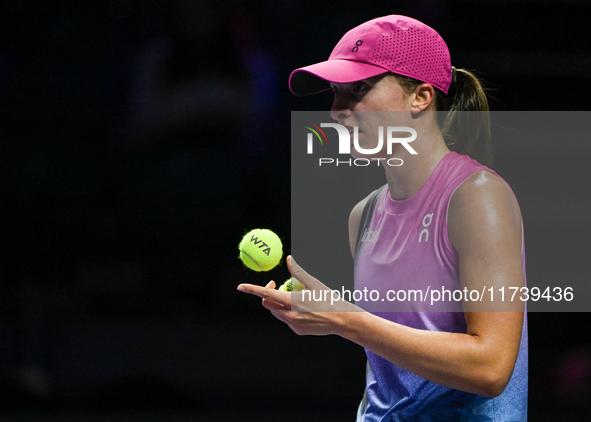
{"left": 330, "top": 95, "right": 352, "bottom": 122}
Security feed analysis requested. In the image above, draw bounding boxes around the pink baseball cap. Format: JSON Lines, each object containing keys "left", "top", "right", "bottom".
{"left": 289, "top": 15, "right": 452, "bottom": 96}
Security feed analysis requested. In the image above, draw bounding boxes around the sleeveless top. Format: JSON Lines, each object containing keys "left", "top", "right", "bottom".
{"left": 354, "top": 152, "right": 528, "bottom": 421}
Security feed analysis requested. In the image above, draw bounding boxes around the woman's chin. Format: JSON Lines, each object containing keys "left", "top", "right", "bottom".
{"left": 350, "top": 150, "right": 384, "bottom": 161}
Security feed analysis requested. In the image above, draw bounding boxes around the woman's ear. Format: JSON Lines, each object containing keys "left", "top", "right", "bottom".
{"left": 411, "top": 83, "right": 435, "bottom": 113}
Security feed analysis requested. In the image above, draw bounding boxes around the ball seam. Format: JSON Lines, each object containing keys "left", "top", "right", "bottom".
{"left": 241, "top": 251, "right": 263, "bottom": 271}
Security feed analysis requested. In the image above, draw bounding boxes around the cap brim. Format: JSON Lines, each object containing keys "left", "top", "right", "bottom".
{"left": 288, "top": 59, "right": 389, "bottom": 96}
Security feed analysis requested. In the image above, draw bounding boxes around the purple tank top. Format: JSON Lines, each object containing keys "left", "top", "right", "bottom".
{"left": 354, "top": 152, "right": 528, "bottom": 421}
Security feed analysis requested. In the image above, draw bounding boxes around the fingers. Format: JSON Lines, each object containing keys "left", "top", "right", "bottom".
{"left": 237, "top": 256, "right": 318, "bottom": 296}
{"left": 287, "top": 255, "right": 323, "bottom": 290}
{"left": 237, "top": 283, "right": 273, "bottom": 298}
{"left": 262, "top": 297, "right": 287, "bottom": 311}
{"left": 237, "top": 255, "right": 330, "bottom": 315}
{"left": 238, "top": 282, "right": 291, "bottom": 307}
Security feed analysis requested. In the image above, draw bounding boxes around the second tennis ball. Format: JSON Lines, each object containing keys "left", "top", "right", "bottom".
{"left": 279, "top": 277, "right": 306, "bottom": 292}
{"left": 238, "top": 229, "right": 283, "bottom": 272}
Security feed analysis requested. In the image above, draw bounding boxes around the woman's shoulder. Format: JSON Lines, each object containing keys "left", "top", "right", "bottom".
{"left": 452, "top": 169, "right": 518, "bottom": 208}
{"left": 448, "top": 169, "right": 522, "bottom": 252}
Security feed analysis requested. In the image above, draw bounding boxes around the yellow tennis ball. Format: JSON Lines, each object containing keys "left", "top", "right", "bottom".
{"left": 238, "top": 229, "right": 283, "bottom": 272}
{"left": 278, "top": 277, "right": 305, "bottom": 292}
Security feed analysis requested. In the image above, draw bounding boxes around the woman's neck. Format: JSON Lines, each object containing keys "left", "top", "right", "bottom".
{"left": 383, "top": 130, "right": 450, "bottom": 200}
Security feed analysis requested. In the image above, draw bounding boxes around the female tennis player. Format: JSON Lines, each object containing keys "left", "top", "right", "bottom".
{"left": 238, "top": 15, "right": 527, "bottom": 421}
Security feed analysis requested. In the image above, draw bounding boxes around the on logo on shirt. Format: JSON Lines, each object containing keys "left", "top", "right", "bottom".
{"left": 419, "top": 213, "right": 434, "bottom": 242}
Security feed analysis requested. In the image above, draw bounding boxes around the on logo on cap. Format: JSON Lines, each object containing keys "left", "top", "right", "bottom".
{"left": 352, "top": 40, "right": 363, "bottom": 53}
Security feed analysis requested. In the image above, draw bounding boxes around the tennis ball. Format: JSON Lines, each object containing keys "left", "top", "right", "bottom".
{"left": 238, "top": 229, "right": 283, "bottom": 272}
{"left": 279, "top": 277, "right": 306, "bottom": 292}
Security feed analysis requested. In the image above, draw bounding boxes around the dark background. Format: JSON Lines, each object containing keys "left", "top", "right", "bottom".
{"left": 0, "top": 0, "right": 590, "bottom": 420}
